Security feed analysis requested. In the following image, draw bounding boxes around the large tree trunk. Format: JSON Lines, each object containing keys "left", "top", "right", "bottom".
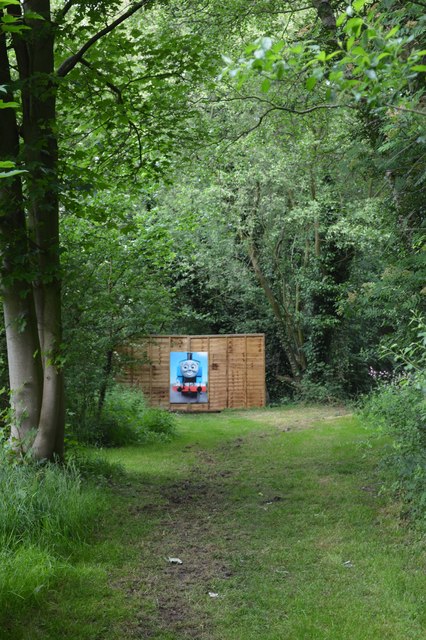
{"left": 0, "top": 26, "right": 43, "bottom": 447}
{"left": 1, "top": 0, "right": 151, "bottom": 459}
{"left": 0, "top": 1, "right": 65, "bottom": 460}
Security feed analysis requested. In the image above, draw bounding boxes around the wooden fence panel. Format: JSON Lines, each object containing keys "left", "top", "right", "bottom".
{"left": 246, "top": 335, "right": 266, "bottom": 407}
{"left": 117, "top": 334, "right": 265, "bottom": 412}
{"left": 208, "top": 337, "right": 228, "bottom": 411}
{"left": 188, "top": 336, "right": 210, "bottom": 353}
{"left": 227, "top": 336, "right": 246, "bottom": 409}
{"left": 170, "top": 336, "right": 188, "bottom": 351}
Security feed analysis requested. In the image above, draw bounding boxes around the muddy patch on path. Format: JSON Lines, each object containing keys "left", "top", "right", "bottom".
{"left": 118, "top": 449, "right": 240, "bottom": 639}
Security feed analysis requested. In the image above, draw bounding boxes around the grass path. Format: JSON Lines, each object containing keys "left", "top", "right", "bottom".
{"left": 17, "top": 406, "right": 426, "bottom": 640}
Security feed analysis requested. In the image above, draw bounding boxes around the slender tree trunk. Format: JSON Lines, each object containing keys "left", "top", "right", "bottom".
{"left": 311, "top": 0, "right": 337, "bottom": 51}
{"left": 31, "top": 282, "right": 65, "bottom": 460}
{"left": 247, "top": 243, "right": 306, "bottom": 380}
{"left": 239, "top": 182, "right": 307, "bottom": 380}
{"left": 97, "top": 349, "right": 114, "bottom": 416}
{"left": 311, "top": 0, "right": 336, "bottom": 32}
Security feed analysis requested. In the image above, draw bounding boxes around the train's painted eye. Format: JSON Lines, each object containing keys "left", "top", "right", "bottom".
{"left": 180, "top": 359, "right": 199, "bottom": 377}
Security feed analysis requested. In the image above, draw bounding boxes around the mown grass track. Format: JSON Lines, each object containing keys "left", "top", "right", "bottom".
{"left": 10, "top": 406, "right": 426, "bottom": 640}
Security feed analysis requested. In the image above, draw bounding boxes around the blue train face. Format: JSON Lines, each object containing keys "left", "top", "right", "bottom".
{"left": 180, "top": 359, "right": 199, "bottom": 379}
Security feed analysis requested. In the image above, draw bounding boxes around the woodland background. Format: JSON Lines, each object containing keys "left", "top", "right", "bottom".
{"left": 0, "top": 0, "right": 425, "bottom": 633}
{"left": 0, "top": 0, "right": 424, "bottom": 461}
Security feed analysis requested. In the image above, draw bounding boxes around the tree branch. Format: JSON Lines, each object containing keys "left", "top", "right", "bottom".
{"left": 79, "top": 56, "right": 123, "bottom": 102}
{"left": 385, "top": 104, "right": 426, "bottom": 117}
{"left": 56, "top": 0, "right": 153, "bottom": 77}
{"left": 54, "top": 0, "right": 75, "bottom": 24}
{"left": 221, "top": 103, "right": 345, "bottom": 152}
{"left": 203, "top": 92, "right": 349, "bottom": 114}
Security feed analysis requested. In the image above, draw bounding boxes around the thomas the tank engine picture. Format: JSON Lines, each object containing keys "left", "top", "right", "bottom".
{"left": 170, "top": 351, "right": 208, "bottom": 403}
